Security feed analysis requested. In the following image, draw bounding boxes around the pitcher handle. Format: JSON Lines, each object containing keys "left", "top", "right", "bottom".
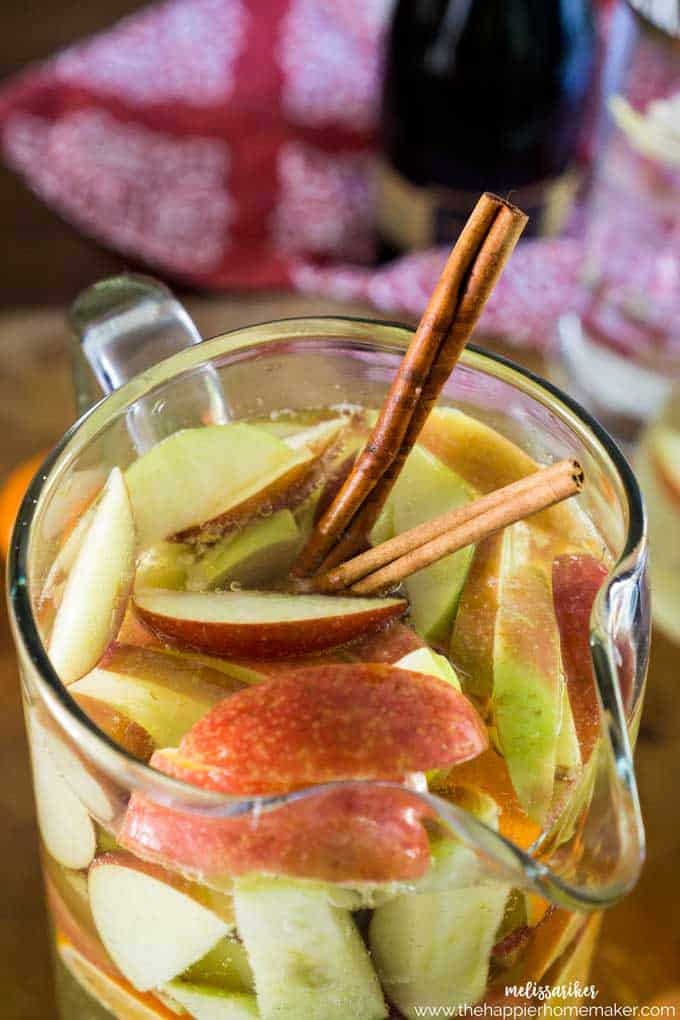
{"left": 69, "top": 273, "right": 228, "bottom": 450}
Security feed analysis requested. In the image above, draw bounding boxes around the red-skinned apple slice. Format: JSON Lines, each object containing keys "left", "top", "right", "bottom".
{"left": 342, "top": 622, "right": 424, "bottom": 663}
{"left": 133, "top": 588, "right": 407, "bottom": 658}
{"left": 163, "top": 664, "right": 487, "bottom": 794}
{"left": 120, "top": 784, "right": 435, "bottom": 884}
{"left": 552, "top": 554, "right": 608, "bottom": 762}
{"left": 88, "top": 852, "right": 234, "bottom": 991}
{"left": 48, "top": 467, "right": 136, "bottom": 684}
{"left": 449, "top": 531, "right": 504, "bottom": 699}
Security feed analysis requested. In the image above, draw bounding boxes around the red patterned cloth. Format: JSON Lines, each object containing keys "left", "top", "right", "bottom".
{"left": 0, "top": 0, "right": 659, "bottom": 353}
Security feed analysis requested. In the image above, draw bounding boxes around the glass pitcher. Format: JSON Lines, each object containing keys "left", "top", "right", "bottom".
{"left": 7, "top": 276, "right": 648, "bottom": 1020}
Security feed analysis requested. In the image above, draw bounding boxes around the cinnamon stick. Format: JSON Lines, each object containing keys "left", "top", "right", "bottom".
{"left": 292, "top": 193, "right": 528, "bottom": 578}
{"left": 317, "top": 459, "right": 583, "bottom": 597}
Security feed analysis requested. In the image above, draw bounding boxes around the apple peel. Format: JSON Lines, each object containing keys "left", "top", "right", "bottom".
{"left": 168, "top": 664, "right": 488, "bottom": 794}
{"left": 133, "top": 588, "right": 407, "bottom": 658}
{"left": 120, "top": 784, "right": 436, "bottom": 884}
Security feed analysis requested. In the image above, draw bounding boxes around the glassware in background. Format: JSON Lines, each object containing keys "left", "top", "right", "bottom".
{"left": 634, "top": 391, "right": 680, "bottom": 643}
{"left": 556, "top": 0, "right": 680, "bottom": 445}
{"left": 555, "top": 0, "right": 680, "bottom": 644}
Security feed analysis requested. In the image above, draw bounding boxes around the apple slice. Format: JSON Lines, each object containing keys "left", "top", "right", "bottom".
{"left": 124, "top": 423, "right": 296, "bottom": 547}
{"left": 186, "top": 510, "right": 300, "bottom": 591}
{"left": 492, "top": 522, "right": 562, "bottom": 824}
{"left": 48, "top": 467, "right": 136, "bottom": 685}
{"left": 57, "top": 935, "right": 180, "bottom": 1019}
{"left": 70, "top": 644, "right": 245, "bottom": 749}
{"left": 234, "top": 877, "right": 386, "bottom": 1020}
{"left": 556, "top": 681, "right": 582, "bottom": 775}
{"left": 552, "top": 554, "right": 608, "bottom": 763}
{"left": 420, "top": 407, "right": 599, "bottom": 551}
{"left": 121, "top": 784, "right": 435, "bottom": 885}
{"left": 133, "top": 588, "right": 407, "bottom": 658}
{"left": 125, "top": 420, "right": 344, "bottom": 547}
{"left": 374, "top": 444, "right": 476, "bottom": 642}
{"left": 135, "top": 540, "right": 195, "bottom": 590}
{"left": 162, "top": 664, "right": 487, "bottom": 795}
{"left": 73, "top": 692, "right": 154, "bottom": 761}
{"left": 182, "top": 934, "right": 254, "bottom": 992}
{"left": 40, "top": 499, "right": 98, "bottom": 613}
{"left": 369, "top": 791, "right": 509, "bottom": 1016}
{"left": 342, "top": 621, "right": 424, "bottom": 663}
{"left": 115, "top": 610, "right": 268, "bottom": 684}
{"left": 30, "top": 708, "right": 122, "bottom": 826}
{"left": 27, "top": 713, "right": 96, "bottom": 869}
{"left": 163, "top": 982, "right": 259, "bottom": 1019}
{"left": 450, "top": 531, "right": 504, "bottom": 699}
{"left": 88, "top": 852, "right": 234, "bottom": 991}
{"left": 396, "top": 647, "right": 461, "bottom": 691}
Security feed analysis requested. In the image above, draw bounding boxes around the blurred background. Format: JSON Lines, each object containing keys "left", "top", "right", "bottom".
{"left": 0, "top": 0, "right": 679, "bottom": 1015}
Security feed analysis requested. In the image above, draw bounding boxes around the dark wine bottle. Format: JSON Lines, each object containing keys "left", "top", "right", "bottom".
{"left": 377, "top": 0, "right": 596, "bottom": 255}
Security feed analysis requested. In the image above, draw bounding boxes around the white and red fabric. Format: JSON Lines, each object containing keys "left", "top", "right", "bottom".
{"left": 1, "top": 0, "right": 672, "bottom": 356}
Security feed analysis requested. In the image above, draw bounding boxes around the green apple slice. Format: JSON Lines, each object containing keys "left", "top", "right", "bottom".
{"left": 493, "top": 522, "right": 562, "bottom": 823}
{"left": 396, "top": 647, "right": 462, "bottom": 691}
{"left": 369, "top": 793, "right": 509, "bottom": 1016}
{"left": 379, "top": 444, "right": 476, "bottom": 642}
{"left": 135, "top": 541, "right": 195, "bottom": 590}
{"left": 234, "top": 878, "right": 387, "bottom": 1020}
{"left": 163, "top": 982, "right": 259, "bottom": 1019}
{"left": 125, "top": 422, "right": 341, "bottom": 547}
{"left": 182, "top": 936, "right": 254, "bottom": 992}
{"left": 187, "top": 511, "right": 300, "bottom": 591}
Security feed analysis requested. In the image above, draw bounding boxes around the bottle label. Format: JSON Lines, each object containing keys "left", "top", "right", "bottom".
{"left": 376, "top": 160, "right": 582, "bottom": 248}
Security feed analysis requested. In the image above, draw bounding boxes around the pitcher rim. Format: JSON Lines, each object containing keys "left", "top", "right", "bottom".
{"left": 6, "top": 316, "right": 647, "bottom": 910}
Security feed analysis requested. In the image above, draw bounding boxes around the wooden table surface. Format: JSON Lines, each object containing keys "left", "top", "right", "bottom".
{"left": 0, "top": 296, "right": 679, "bottom": 1018}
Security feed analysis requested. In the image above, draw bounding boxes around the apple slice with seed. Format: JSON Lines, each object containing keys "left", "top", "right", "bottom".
{"left": 125, "top": 420, "right": 343, "bottom": 547}
{"left": 48, "top": 467, "right": 136, "bottom": 685}
{"left": 133, "top": 589, "right": 407, "bottom": 658}
{"left": 88, "top": 852, "right": 234, "bottom": 991}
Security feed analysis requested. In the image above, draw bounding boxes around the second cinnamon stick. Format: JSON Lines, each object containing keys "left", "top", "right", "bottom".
{"left": 319, "top": 459, "right": 583, "bottom": 596}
